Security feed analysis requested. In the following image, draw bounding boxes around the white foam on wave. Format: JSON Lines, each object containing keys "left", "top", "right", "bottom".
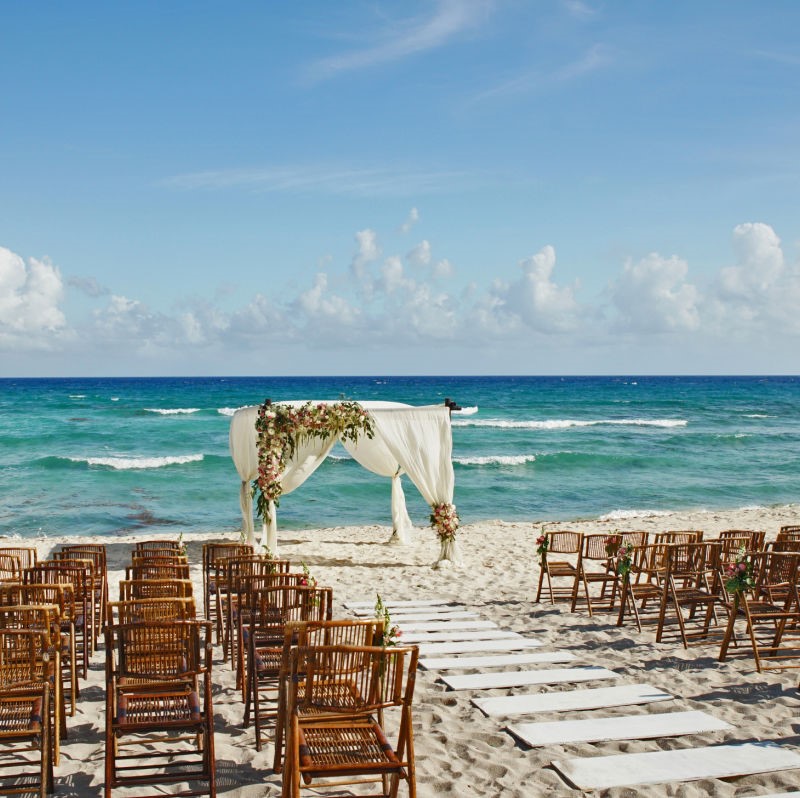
{"left": 453, "top": 418, "right": 687, "bottom": 430}
{"left": 217, "top": 407, "right": 248, "bottom": 417}
{"left": 452, "top": 406, "right": 479, "bottom": 416}
{"left": 744, "top": 413, "right": 770, "bottom": 418}
{"left": 145, "top": 408, "right": 200, "bottom": 415}
{"left": 599, "top": 508, "right": 672, "bottom": 521}
{"left": 68, "top": 395, "right": 86, "bottom": 399}
{"left": 70, "top": 454, "right": 204, "bottom": 470}
{"left": 455, "top": 454, "right": 536, "bottom": 466}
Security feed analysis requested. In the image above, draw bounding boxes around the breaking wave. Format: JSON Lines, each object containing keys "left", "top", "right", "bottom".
{"left": 452, "top": 418, "right": 687, "bottom": 430}
{"left": 65, "top": 454, "right": 204, "bottom": 470}
{"left": 144, "top": 408, "right": 200, "bottom": 415}
{"left": 454, "top": 454, "right": 536, "bottom": 466}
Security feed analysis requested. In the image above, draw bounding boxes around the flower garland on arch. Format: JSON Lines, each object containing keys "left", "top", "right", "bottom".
{"left": 430, "top": 502, "right": 459, "bottom": 542}
{"left": 252, "top": 399, "right": 374, "bottom": 522}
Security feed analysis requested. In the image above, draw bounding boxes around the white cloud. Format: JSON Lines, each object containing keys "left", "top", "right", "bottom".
{"left": 407, "top": 240, "right": 432, "bottom": 267}
{"left": 720, "top": 222, "right": 784, "bottom": 297}
{"left": 611, "top": 253, "right": 700, "bottom": 333}
{"left": 485, "top": 245, "right": 581, "bottom": 333}
{"left": 0, "top": 246, "right": 67, "bottom": 349}
{"left": 400, "top": 207, "right": 420, "bottom": 234}
{"left": 351, "top": 229, "right": 381, "bottom": 280}
{"left": 433, "top": 258, "right": 454, "bottom": 279}
{"left": 303, "top": 0, "right": 492, "bottom": 83}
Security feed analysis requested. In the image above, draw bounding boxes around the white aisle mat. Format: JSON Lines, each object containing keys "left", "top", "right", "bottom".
{"left": 443, "top": 666, "right": 619, "bottom": 691}
{"left": 401, "top": 629, "right": 522, "bottom": 644}
{"left": 508, "top": 710, "right": 732, "bottom": 747}
{"left": 345, "top": 599, "right": 447, "bottom": 611}
{"left": 362, "top": 610, "right": 479, "bottom": 623}
{"left": 419, "top": 638, "right": 543, "bottom": 656}
{"left": 420, "top": 651, "right": 576, "bottom": 670}
{"left": 552, "top": 741, "right": 800, "bottom": 790}
{"left": 473, "top": 683, "right": 673, "bottom": 718}
{"left": 758, "top": 793, "right": 800, "bottom": 797}
{"left": 397, "top": 620, "right": 497, "bottom": 633}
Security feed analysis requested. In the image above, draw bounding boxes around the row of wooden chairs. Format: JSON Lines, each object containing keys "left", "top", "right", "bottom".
{"left": 536, "top": 527, "right": 800, "bottom": 674}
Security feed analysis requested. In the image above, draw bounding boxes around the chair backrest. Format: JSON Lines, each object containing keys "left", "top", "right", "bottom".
{"left": 545, "top": 531, "right": 582, "bottom": 555}
{"left": 619, "top": 531, "right": 648, "bottom": 548}
{"left": 0, "top": 554, "right": 22, "bottom": 581}
{"left": 248, "top": 585, "right": 333, "bottom": 631}
{"left": 666, "top": 541, "right": 720, "bottom": 577}
{"left": 581, "top": 534, "right": 615, "bottom": 562}
{"left": 777, "top": 527, "right": 800, "bottom": 543}
{"left": 133, "top": 540, "right": 183, "bottom": 552}
{"left": 118, "top": 579, "right": 194, "bottom": 601}
{"left": 1, "top": 583, "right": 71, "bottom": 618}
{"left": 654, "top": 530, "right": 704, "bottom": 545}
{"left": 0, "top": 547, "right": 38, "bottom": 570}
{"left": 291, "top": 644, "right": 418, "bottom": 714}
{"left": 107, "top": 598, "right": 196, "bottom": 630}
{"left": 111, "top": 620, "right": 210, "bottom": 681}
{"left": 749, "top": 550, "right": 800, "bottom": 592}
{"left": 125, "top": 562, "right": 190, "bottom": 581}
{"left": 130, "top": 553, "right": 188, "bottom": 566}
{"left": 0, "top": 628, "right": 53, "bottom": 688}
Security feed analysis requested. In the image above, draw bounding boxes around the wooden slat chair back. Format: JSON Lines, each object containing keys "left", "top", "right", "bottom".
{"left": 201, "top": 543, "right": 254, "bottom": 620}
{"left": 0, "top": 611, "right": 64, "bottom": 766}
{"left": 0, "top": 547, "right": 38, "bottom": 571}
{"left": 118, "top": 579, "right": 194, "bottom": 602}
{"left": 132, "top": 539, "right": 182, "bottom": 552}
{"left": 0, "top": 554, "right": 22, "bottom": 583}
{"left": 715, "top": 529, "right": 765, "bottom": 552}
{"left": 1, "top": 584, "right": 79, "bottom": 718}
{"left": 24, "top": 563, "right": 92, "bottom": 678}
{"left": 283, "top": 643, "right": 418, "bottom": 798}
{"left": 124, "top": 562, "right": 191, "bottom": 581}
{"left": 655, "top": 542, "right": 724, "bottom": 647}
{"left": 104, "top": 620, "right": 215, "bottom": 798}
{"left": 719, "top": 550, "right": 800, "bottom": 672}
{"left": 570, "top": 534, "right": 621, "bottom": 616}
{"left": 535, "top": 530, "right": 582, "bottom": 604}
{"left": 240, "top": 585, "right": 333, "bottom": 707}
{"left": 778, "top": 525, "right": 800, "bottom": 541}
{"left": 106, "top": 598, "right": 197, "bottom": 635}
{"left": 653, "top": 530, "right": 704, "bottom": 545}
{"left": 0, "top": 629, "right": 55, "bottom": 796}
{"left": 271, "top": 619, "right": 384, "bottom": 767}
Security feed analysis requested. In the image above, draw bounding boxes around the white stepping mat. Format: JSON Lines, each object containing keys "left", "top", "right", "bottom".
{"left": 420, "top": 651, "right": 576, "bottom": 671}
{"left": 552, "top": 741, "right": 800, "bottom": 791}
{"left": 345, "top": 599, "right": 447, "bottom": 611}
{"left": 508, "top": 710, "right": 731, "bottom": 748}
{"left": 473, "top": 683, "right": 673, "bottom": 718}
{"left": 397, "top": 620, "right": 497, "bottom": 633}
{"left": 418, "top": 638, "right": 543, "bottom": 656}
{"left": 759, "top": 793, "right": 800, "bottom": 797}
{"left": 401, "top": 629, "right": 522, "bottom": 644}
{"left": 380, "top": 610, "right": 481, "bottom": 626}
{"left": 443, "top": 666, "right": 619, "bottom": 691}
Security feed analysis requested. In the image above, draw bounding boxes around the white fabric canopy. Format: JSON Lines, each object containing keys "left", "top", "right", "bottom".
{"left": 229, "top": 401, "right": 456, "bottom": 564}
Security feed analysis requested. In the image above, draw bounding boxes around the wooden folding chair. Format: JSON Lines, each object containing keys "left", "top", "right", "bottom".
{"left": 653, "top": 530, "right": 704, "bottom": 545}
{"left": 0, "top": 555, "right": 23, "bottom": 583}
{"left": 283, "top": 644, "right": 418, "bottom": 798}
{"left": 133, "top": 540, "right": 183, "bottom": 553}
{"left": 0, "top": 611, "right": 64, "bottom": 767}
{"left": 616, "top": 543, "right": 670, "bottom": 630}
{"left": 106, "top": 598, "right": 196, "bottom": 631}
{"left": 719, "top": 550, "right": 800, "bottom": 671}
{"left": 656, "top": 542, "right": 725, "bottom": 647}
{"left": 570, "top": 534, "right": 620, "bottom": 616}
{"left": 24, "top": 563, "right": 92, "bottom": 678}
{"left": 239, "top": 586, "right": 333, "bottom": 747}
{"left": 0, "top": 629, "right": 55, "bottom": 796}
{"left": 535, "top": 531, "right": 582, "bottom": 604}
{"left": 272, "top": 619, "right": 383, "bottom": 768}
{"left": 104, "top": 620, "right": 215, "bottom": 798}
{"left": 52, "top": 547, "right": 108, "bottom": 651}
{"left": 0, "top": 548, "right": 38, "bottom": 571}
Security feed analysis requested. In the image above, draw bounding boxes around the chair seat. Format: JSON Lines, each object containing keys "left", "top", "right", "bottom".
{"left": 298, "top": 716, "right": 403, "bottom": 776}
{"left": 116, "top": 687, "right": 201, "bottom": 726}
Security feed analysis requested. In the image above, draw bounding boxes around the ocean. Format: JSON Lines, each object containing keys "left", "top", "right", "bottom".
{"left": 2, "top": 375, "right": 799, "bottom": 540}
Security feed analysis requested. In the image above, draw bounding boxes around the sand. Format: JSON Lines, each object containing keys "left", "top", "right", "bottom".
{"left": 14, "top": 502, "right": 800, "bottom": 797}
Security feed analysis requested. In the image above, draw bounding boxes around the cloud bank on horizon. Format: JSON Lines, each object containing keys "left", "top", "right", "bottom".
{"left": 2, "top": 219, "right": 797, "bottom": 375}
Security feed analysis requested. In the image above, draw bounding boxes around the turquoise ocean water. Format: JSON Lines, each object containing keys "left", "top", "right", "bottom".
{"left": 2, "top": 376, "right": 799, "bottom": 539}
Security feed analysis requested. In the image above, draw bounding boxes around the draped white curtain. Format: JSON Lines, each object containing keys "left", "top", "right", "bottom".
{"left": 229, "top": 401, "right": 455, "bottom": 564}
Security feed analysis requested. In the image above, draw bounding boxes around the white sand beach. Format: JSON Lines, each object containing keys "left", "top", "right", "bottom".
{"left": 18, "top": 503, "right": 800, "bottom": 797}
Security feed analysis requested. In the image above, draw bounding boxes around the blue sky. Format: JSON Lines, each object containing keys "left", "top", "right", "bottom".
{"left": 1, "top": 1, "right": 799, "bottom": 376}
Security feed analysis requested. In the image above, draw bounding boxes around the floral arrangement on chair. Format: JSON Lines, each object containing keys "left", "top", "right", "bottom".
{"left": 535, "top": 531, "right": 549, "bottom": 567}
{"left": 430, "top": 502, "right": 459, "bottom": 542}
{"left": 615, "top": 543, "right": 635, "bottom": 579}
{"left": 299, "top": 561, "right": 317, "bottom": 589}
{"left": 604, "top": 534, "right": 622, "bottom": 558}
{"left": 724, "top": 547, "right": 755, "bottom": 595}
{"left": 374, "top": 594, "right": 401, "bottom": 648}
{"left": 253, "top": 400, "right": 374, "bottom": 523}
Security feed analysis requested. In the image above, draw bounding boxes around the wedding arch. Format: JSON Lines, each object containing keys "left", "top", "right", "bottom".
{"left": 229, "top": 400, "right": 460, "bottom": 566}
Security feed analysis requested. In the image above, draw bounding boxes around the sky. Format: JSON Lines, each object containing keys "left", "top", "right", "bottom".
{"left": 1, "top": 0, "right": 799, "bottom": 377}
